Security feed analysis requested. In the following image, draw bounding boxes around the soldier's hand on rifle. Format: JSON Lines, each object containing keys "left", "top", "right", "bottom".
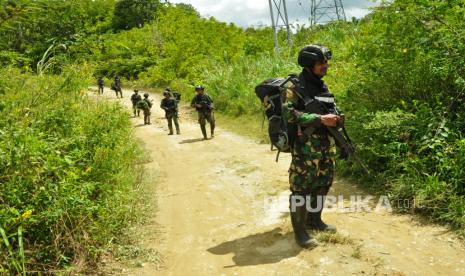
{"left": 195, "top": 104, "right": 202, "bottom": 108}
{"left": 320, "top": 114, "right": 340, "bottom": 127}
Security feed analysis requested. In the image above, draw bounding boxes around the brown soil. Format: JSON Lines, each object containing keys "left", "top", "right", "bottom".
{"left": 97, "top": 87, "right": 465, "bottom": 276}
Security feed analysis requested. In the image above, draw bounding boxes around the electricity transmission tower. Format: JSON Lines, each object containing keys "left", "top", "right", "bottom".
{"left": 267, "top": 0, "right": 291, "bottom": 53}
{"left": 310, "top": 0, "right": 347, "bottom": 26}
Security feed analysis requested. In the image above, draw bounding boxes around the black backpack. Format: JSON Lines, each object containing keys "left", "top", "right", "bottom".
{"left": 172, "top": 91, "right": 181, "bottom": 103}
{"left": 255, "top": 77, "right": 292, "bottom": 157}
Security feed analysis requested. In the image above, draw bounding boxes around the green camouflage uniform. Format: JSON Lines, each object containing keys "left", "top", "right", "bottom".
{"left": 97, "top": 77, "right": 104, "bottom": 94}
{"left": 282, "top": 71, "right": 336, "bottom": 196}
{"left": 114, "top": 75, "right": 122, "bottom": 98}
{"left": 160, "top": 97, "right": 180, "bottom": 134}
{"left": 137, "top": 97, "right": 152, "bottom": 125}
{"left": 131, "top": 92, "right": 142, "bottom": 117}
{"left": 191, "top": 93, "right": 215, "bottom": 139}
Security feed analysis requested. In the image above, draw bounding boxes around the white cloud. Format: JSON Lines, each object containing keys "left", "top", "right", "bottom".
{"left": 169, "top": 0, "right": 379, "bottom": 27}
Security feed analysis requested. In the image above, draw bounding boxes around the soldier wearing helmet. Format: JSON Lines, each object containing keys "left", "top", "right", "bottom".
{"left": 160, "top": 90, "right": 180, "bottom": 135}
{"left": 190, "top": 85, "right": 215, "bottom": 140}
{"left": 130, "top": 89, "right": 142, "bottom": 117}
{"left": 97, "top": 76, "right": 104, "bottom": 94}
{"left": 114, "top": 74, "right": 123, "bottom": 98}
{"left": 284, "top": 44, "right": 340, "bottom": 248}
{"left": 136, "top": 92, "right": 153, "bottom": 125}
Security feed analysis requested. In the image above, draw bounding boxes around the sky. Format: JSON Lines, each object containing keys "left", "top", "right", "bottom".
{"left": 169, "top": 0, "right": 380, "bottom": 28}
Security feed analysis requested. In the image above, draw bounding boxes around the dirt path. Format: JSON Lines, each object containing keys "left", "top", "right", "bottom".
{"left": 100, "top": 88, "right": 464, "bottom": 275}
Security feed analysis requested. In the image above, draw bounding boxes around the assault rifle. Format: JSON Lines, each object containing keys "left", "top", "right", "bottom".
{"left": 199, "top": 100, "right": 213, "bottom": 111}
{"left": 282, "top": 74, "right": 370, "bottom": 175}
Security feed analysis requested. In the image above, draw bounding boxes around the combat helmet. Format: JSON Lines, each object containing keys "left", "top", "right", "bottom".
{"left": 144, "top": 93, "right": 149, "bottom": 98}
{"left": 297, "top": 44, "right": 332, "bottom": 68}
{"left": 195, "top": 85, "right": 205, "bottom": 91}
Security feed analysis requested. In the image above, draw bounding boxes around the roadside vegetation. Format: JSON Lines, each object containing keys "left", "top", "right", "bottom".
{"left": 0, "top": 67, "right": 146, "bottom": 273}
{"left": 1, "top": 0, "right": 464, "bottom": 273}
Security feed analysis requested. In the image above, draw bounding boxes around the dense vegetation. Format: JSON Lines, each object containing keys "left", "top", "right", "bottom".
{"left": 1, "top": 1, "right": 147, "bottom": 273}
{"left": 0, "top": 65, "right": 145, "bottom": 273}
{"left": 1, "top": 0, "right": 464, "bottom": 273}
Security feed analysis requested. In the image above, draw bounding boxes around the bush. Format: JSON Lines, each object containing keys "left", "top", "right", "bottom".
{"left": 0, "top": 66, "right": 144, "bottom": 273}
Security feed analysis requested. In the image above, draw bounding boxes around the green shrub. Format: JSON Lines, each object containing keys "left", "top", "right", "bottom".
{"left": 0, "top": 66, "right": 144, "bottom": 273}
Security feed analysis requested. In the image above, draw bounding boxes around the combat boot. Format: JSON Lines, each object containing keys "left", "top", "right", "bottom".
{"left": 210, "top": 125, "right": 215, "bottom": 138}
{"left": 290, "top": 195, "right": 318, "bottom": 248}
{"left": 306, "top": 209, "right": 336, "bottom": 232}
{"left": 306, "top": 196, "right": 336, "bottom": 232}
{"left": 201, "top": 125, "right": 207, "bottom": 140}
{"left": 168, "top": 126, "right": 173, "bottom": 135}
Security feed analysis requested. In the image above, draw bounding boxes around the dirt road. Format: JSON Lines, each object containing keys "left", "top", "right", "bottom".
{"left": 101, "top": 88, "right": 465, "bottom": 275}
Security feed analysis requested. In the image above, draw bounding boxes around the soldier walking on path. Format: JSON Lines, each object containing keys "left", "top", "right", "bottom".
{"left": 130, "top": 89, "right": 142, "bottom": 117}
{"left": 137, "top": 93, "right": 152, "bottom": 125}
{"left": 97, "top": 77, "right": 104, "bottom": 94}
{"left": 160, "top": 91, "right": 180, "bottom": 135}
{"left": 190, "top": 85, "right": 215, "bottom": 140}
{"left": 114, "top": 74, "right": 123, "bottom": 98}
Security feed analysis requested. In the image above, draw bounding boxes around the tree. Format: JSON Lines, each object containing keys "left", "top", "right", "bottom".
{"left": 112, "top": 0, "right": 160, "bottom": 31}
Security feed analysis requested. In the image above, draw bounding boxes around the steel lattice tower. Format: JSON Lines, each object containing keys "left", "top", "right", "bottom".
{"left": 310, "top": 0, "right": 347, "bottom": 26}
{"left": 267, "top": 0, "right": 292, "bottom": 53}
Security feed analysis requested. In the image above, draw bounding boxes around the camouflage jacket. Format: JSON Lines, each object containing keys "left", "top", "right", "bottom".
{"left": 282, "top": 70, "right": 335, "bottom": 155}
{"left": 137, "top": 98, "right": 152, "bottom": 110}
{"left": 131, "top": 93, "right": 142, "bottom": 104}
{"left": 160, "top": 98, "right": 178, "bottom": 114}
{"left": 191, "top": 93, "right": 213, "bottom": 112}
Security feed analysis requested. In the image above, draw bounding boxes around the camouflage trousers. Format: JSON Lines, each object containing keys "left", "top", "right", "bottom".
{"left": 115, "top": 87, "right": 122, "bottom": 98}
{"left": 166, "top": 112, "right": 180, "bottom": 133}
{"left": 289, "top": 133, "right": 336, "bottom": 195}
{"left": 198, "top": 110, "right": 215, "bottom": 126}
{"left": 143, "top": 109, "right": 151, "bottom": 124}
{"left": 132, "top": 104, "right": 140, "bottom": 116}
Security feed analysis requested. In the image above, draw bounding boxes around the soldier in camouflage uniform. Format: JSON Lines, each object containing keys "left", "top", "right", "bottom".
{"left": 97, "top": 77, "right": 104, "bottom": 94}
{"left": 190, "top": 85, "right": 215, "bottom": 140}
{"left": 283, "top": 44, "right": 340, "bottom": 248}
{"left": 114, "top": 74, "right": 123, "bottom": 98}
{"left": 137, "top": 93, "right": 153, "bottom": 125}
{"left": 130, "top": 89, "right": 142, "bottom": 117}
{"left": 160, "top": 91, "right": 180, "bottom": 135}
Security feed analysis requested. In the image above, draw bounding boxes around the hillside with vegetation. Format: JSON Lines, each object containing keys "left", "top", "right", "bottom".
{"left": 1, "top": 0, "right": 464, "bottom": 273}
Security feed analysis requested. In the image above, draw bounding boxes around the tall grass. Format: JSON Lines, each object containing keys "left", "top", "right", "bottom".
{"left": 0, "top": 66, "right": 145, "bottom": 273}
{"left": 202, "top": 53, "right": 297, "bottom": 117}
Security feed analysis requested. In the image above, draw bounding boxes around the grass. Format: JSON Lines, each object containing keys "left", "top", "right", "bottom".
{"left": 215, "top": 113, "right": 269, "bottom": 143}
{"left": 350, "top": 244, "right": 362, "bottom": 259}
{"left": 315, "top": 232, "right": 354, "bottom": 245}
{"left": 0, "top": 66, "right": 151, "bottom": 273}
